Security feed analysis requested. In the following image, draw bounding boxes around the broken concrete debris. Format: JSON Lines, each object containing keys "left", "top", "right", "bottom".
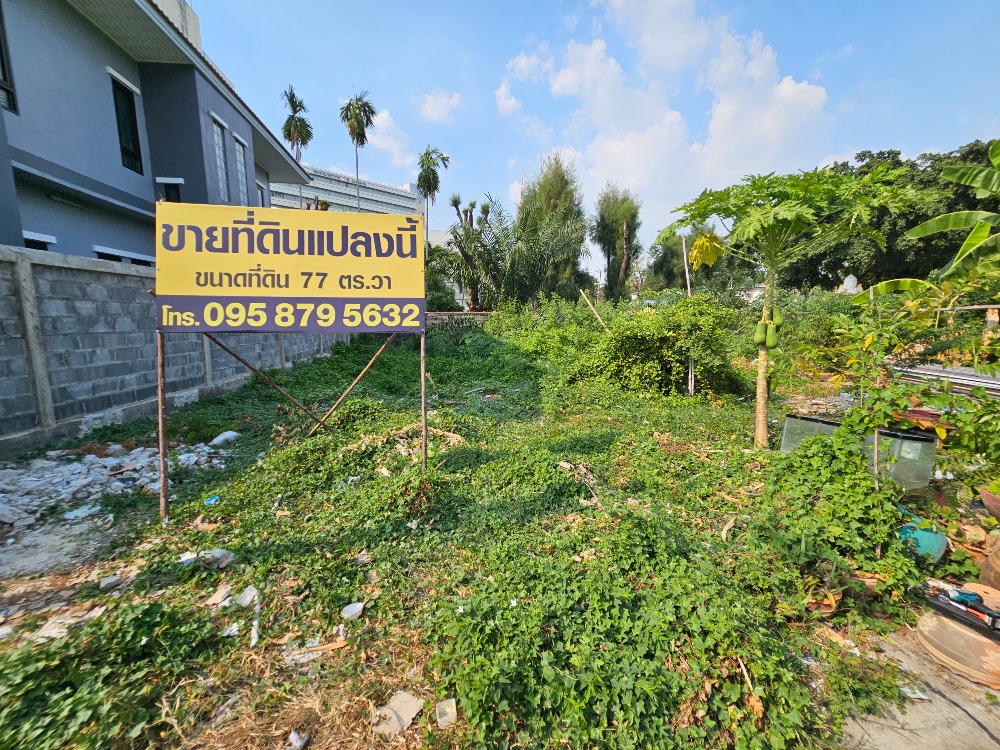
{"left": 63, "top": 505, "right": 102, "bottom": 521}
{"left": 205, "top": 584, "right": 232, "bottom": 607}
{"left": 372, "top": 691, "right": 424, "bottom": 739}
{"left": 98, "top": 575, "right": 121, "bottom": 590}
{"left": 0, "top": 444, "right": 229, "bottom": 537}
{"left": 222, "top": 623, "right": 240, "bottom": 637}
{"left": 436, "top": 698, "right": 458, "bottom": 728}
{"left": 179, "top": 548, "right": 234, "bottom": 569}
{"left": 235, "top": 585, "right": 258, "bottom": 608}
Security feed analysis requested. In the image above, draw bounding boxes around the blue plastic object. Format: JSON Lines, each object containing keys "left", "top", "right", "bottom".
{"left": 204, "top": 495, "right": 220, "bottom": 506}
{"left": 899, "top": 513, "right": 948, "bottom": 563}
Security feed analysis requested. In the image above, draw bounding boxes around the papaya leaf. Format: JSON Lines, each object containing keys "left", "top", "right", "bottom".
{"left": 688, "top": 233, "right": 727, "bottom": 269}
{"left": 905, "top": 211, "right": 1000, "bottom": 238}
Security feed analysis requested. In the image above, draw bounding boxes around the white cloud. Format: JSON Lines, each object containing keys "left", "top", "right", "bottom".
{"left": 507, "top": 156, "right": 518, "bottom": 168}
{"left": 500, "top": 0, "right": 834, "bottom": 275}
{"left": 368, "top": 109, "right": 415, "bottom": 169}
{"left": 507, "top": 48, "right": 553, "bottom": 81}
{"left": 563, "top": 13, "right": 579, "bottom": 31}
{"left": 508, "top": 179, "right": 522, "bottom": 206}
{"left": 495, "top": 79, "right": 521, "bottom": 115}
{"left": 419, "top": 90, "right": 462, "bottom": 124}
{"left": 521, "top": 115, "right": 553, "bottom": 143}
{"left": 598, "top": 0, "right": 711, "bottom": 72}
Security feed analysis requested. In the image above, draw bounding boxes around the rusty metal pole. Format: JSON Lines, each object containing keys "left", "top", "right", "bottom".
{"left": 156, "top": 330, "right": 169, "bottom": 522}
{"left": 307, "top": 332, "right": 399, "bottom": 437}
{"left": 421, "top": 331, "right": 428, "bottom": 471}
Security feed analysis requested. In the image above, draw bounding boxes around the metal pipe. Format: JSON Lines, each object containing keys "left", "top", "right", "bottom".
{"left": 307, "top": 332, "right": 399, "bottom": 437}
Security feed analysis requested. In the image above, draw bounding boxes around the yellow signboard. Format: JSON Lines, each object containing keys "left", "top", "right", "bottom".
{"left": 155, "top": 203, "right": 425, "bottom": 333}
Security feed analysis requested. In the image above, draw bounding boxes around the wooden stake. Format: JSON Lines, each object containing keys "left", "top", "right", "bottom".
{"left": 579, "top": 289, "right": 610, "bottom": 333}
{"left": 308, "top": 333, "right": 398, "bottom": 437}
{"left": 421, "top": 331, "right": 428, "bottom": 471}
{"left": 156, "top": 330, "right": 169, "bottom": 522}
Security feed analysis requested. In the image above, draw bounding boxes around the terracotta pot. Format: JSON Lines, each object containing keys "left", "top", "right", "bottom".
{"left": 982, "top": 486, "right": 1000, "bottom": 519}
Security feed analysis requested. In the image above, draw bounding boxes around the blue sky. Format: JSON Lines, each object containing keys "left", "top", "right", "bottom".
{"left": 196, "top": 0, "right": 997, "bottom": 276}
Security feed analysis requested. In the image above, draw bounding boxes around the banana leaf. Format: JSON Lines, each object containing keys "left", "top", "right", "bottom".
{"left": 941, "top": 165, "right": 1000, "bottom": 196}
{"left": 905, "top": 210, "right": 1000, "bottom": 238}
{"left": 941, "top": 233, "right": 1000, "bottom": 279}
{"left": 851, "top": 278, "right": 936, "bottom": 305}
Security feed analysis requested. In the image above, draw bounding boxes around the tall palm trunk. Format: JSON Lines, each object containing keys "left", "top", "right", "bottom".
{"left": 355, "top": 146, "right": 361, "bottom": 211}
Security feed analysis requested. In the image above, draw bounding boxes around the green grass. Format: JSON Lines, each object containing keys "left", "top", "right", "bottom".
{"left": 0, "top": 319, "right": 922, "bottom": 749}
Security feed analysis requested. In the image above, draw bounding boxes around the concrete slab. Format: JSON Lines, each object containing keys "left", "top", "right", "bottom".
{"left": 844, "top": 629, "right": 1000, "bottom": 750}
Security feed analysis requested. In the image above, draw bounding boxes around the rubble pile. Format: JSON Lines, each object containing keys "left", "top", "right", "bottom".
{"left": 0, "top": 442, "right": 227, "bottom": 538}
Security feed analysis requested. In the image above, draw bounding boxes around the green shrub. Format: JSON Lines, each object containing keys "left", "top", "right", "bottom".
{"left": 578, "top": 295, "right": 748, "bottom": 397}
{"left": 767, "top": 431, "right": 920, "bottom": 594}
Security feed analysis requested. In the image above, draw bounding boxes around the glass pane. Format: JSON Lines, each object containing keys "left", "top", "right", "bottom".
{"left": 214, "top": 122, "right": 229, "bottom": 202}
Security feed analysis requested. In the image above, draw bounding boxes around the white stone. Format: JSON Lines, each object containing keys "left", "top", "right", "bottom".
{"left": 99, "top": 575, "right": 121, "bottom": 590}
{"left": 106, "top": 444, "right": 128, "bottom": 457}
{"left": 210, "top": 431, "right": 240, "bottom": 447}
{"left": 436, "top": 698, "right": 458, "bottom": 728}
{"left": 235, "top": 585, "right": 258, "bottom": 608}
{"left": 341, "top": 602, "right": 364, "bottom": 620}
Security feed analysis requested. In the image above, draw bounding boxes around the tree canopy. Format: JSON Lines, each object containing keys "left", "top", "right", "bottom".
{"left": 519, "top": 154, "right": 588, "bottom": 300}
{"left": 279, "top": 85, "right": 312, "bottom": 163}
{"left": 591, "top": 184, "right": 641, "bottom": 301}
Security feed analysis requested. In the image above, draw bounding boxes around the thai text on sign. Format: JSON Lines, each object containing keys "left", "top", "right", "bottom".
{"left": 155, "top": 203, "right": 425, "bottom": 333}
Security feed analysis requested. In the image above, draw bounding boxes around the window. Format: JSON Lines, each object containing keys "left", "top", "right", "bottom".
{"left": 93, "top": 245, "right": 153, "bottom": 266}
{"left": 112, "top": 80, "right": 142, "bottom": 174}
{"left": 234, "top": 138, "right": 249, "bottom": 206}
{"left": 23, "top": 231, "right": 56, "bottom": 251}
{"left": 256, "top": 183, "right": 267, "bottom": 207}
{"left": 0, "top": 4, "right": 14, "bottom": 112}
{"left": 213, "top": 120, "right": 230, "bottom": 202}
{"left": 155, "top": 177, "right": 184, "bottom": 202}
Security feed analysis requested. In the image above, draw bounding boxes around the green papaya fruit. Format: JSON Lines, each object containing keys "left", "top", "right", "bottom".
{"left": 772, "top": 307, "right": 783, "bottom": 330}
{"left": 753, "top": 320, "right": 767, "bottom": 345}
{"left": 765, "top": 323, "right": 778, "bottom": 349}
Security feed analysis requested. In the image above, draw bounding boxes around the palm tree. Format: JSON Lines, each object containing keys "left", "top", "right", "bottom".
{"left": 280, "top": 85, "right": 313, "bottom": 208}
{"left": 416, "top": 145, "right": 450, "bottom": 248}
{"left": 339, "top": 90, "right": 377, "bottom": 211}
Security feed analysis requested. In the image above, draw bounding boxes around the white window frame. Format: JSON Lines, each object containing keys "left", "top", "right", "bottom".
{"left": 209, "top": 111, "right": 229, "bottom": 130}
{"left": 93, "top": 245, "right": 153, "bottom": 264}
{"left": 23, "top": 231, "right": 58, "bottom": 245}
{"left": 255, "top": 181, "right": 269, "bottom": 207}
{"left": 105, "top": 66, "right": 140, "bottom": 96}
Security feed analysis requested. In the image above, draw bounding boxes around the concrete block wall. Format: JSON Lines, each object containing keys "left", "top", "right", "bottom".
{"left": 0, "top": 245, "right": 339, "bottom": 455}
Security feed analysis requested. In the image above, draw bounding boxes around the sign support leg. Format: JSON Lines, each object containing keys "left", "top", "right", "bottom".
{"left": 157, "top": 330, "right": 169, "bottom": 522}
{"left": 421, "top": 331, "right": 428, "bottom": 471}
{"left": 307, "top": 333, "right": 398, "bottom": 437}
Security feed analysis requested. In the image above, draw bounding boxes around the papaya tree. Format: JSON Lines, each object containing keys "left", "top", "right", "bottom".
{"left": 673, "top": 167, "right": 919, "bottom": 447}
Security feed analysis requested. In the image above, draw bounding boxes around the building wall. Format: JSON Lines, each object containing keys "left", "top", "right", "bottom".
{"left": 271, "top": 165, "right": 422, "bottom": 216}
{"left": 139, "top": 63, "right": 209, "bottom": 204}
{"left": 2, "top": 0, "right": 154, "bottom": 203}
{"left": 194, "top": 72, "right": 256, "bottom": 206}
{"left": 0, "top": 97, "right": 21, "bottom": 245}
{"left": 14, "top": 176, "right": 152, "bottom": 259}
{"left": 0, "top": 245, "right": 343, "bottom": 455}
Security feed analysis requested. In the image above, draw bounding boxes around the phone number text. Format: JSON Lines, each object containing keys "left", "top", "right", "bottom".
{"left": 157, "top": 296, "right": 425, "bottom": 333}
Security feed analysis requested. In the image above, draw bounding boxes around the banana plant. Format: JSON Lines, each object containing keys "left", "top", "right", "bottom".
{"left": 856, "top": 140, "right": 1000, "bottom": 310}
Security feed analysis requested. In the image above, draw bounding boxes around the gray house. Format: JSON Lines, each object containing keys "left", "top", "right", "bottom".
{"left": 0, "top": 0, "right": 308, "bottom": 262}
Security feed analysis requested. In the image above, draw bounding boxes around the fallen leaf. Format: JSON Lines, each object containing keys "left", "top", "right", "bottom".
{"left": 721, "top": 517, "right": 736, "bottom": 542}
{"left": 275, "top": 510, "right": 291, "bottom": 518}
